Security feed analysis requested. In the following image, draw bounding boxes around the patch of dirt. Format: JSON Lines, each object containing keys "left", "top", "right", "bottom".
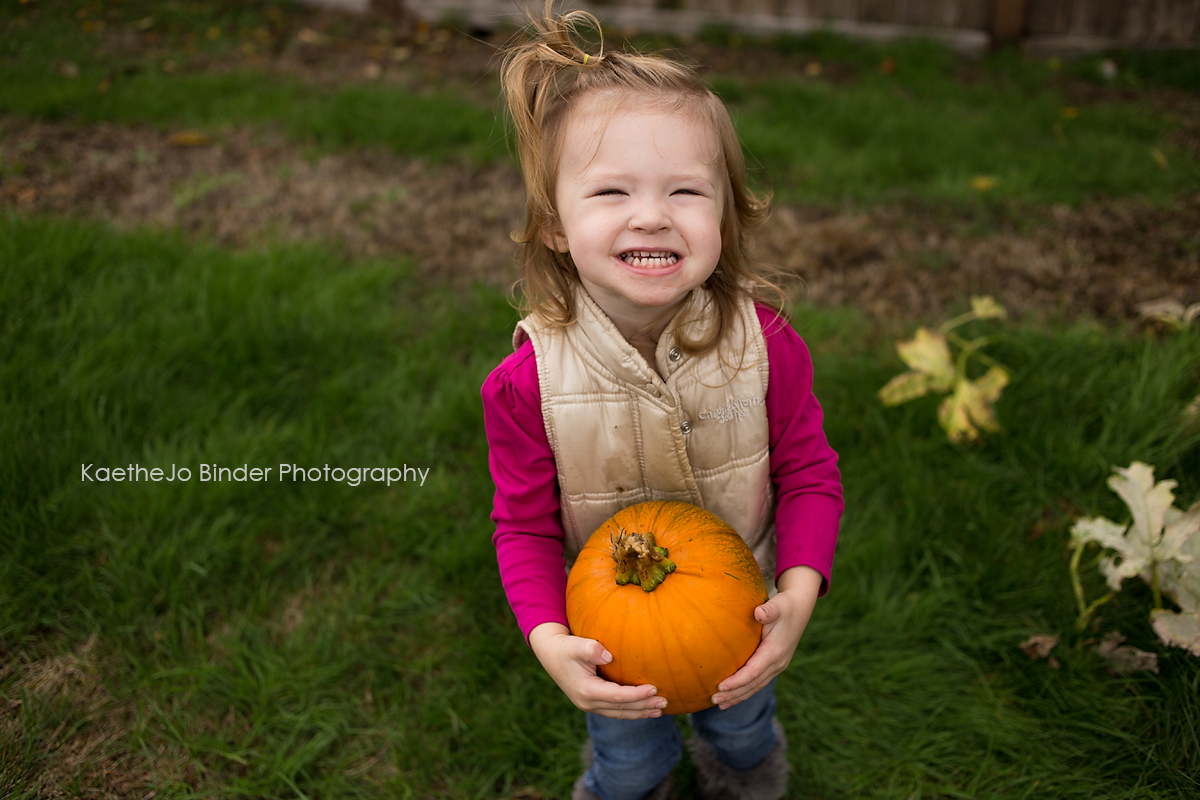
{"left": 755, "top": 198, "right": 1200, "bottom": 322}
{"left": 0, "top": 116, "right": 527, "bottom": 287}
{"left": 4, "top": 114, "right": 1198, "bottom": 323}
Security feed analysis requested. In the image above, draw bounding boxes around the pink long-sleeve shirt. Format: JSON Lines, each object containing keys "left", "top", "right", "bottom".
{"left": 482, "top": 304, "right": 844, "bottom": 641}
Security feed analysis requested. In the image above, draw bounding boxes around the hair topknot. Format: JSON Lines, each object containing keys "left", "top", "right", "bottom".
{"left": 499, "top": 1, "right": 784, "bottom": 353}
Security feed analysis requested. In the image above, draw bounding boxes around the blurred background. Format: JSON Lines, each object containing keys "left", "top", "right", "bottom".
{"left": 2, "top": 1, "right": 1199, "bottom": 798}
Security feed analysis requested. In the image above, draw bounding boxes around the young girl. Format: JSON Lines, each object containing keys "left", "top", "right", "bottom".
{"left": 482, "top": 6, "right": 843, "bottom": 799}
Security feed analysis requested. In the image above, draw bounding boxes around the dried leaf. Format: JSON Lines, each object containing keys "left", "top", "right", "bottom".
{"left": 1150, "top": 609, "right": 1200, "bottom": 656}
{"left": 970, "top": 295, "right": 1007, "bottom": 320}
{"left": 297, "top": 28, "right": 330, "bottom": 46}
{"left": 1019, "top": 634, "right": 1058, "bottom": 660}
{"left": 170, "top": 131, "right": 211, "bottom": 147}
{"left": 1096, "top": 631, "right": 1159, "bottom": 674}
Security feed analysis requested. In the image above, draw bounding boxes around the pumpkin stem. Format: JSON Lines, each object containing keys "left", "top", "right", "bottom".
{"left": 610, "top": 528, "right": 676, "bottom": 592}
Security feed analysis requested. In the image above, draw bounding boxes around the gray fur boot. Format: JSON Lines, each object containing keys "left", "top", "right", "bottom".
{"left": 571, "top": 739, "right": 673, "bottom": 800}
{"left": 688, "top": 718, "right": 788, "bottom": 800}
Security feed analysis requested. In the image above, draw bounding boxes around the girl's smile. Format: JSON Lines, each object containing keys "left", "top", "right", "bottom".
{"left": 546, "top": 99, "right": 725, "bottom": 343}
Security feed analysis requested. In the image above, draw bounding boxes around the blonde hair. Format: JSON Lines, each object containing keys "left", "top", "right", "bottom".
{"left": 500, "top": 2, "right": 786, "bottom": 356}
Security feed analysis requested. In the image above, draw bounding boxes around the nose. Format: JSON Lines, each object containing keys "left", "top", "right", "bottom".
{"left": 628, "top": 195, "right": 670, "bottom": 234}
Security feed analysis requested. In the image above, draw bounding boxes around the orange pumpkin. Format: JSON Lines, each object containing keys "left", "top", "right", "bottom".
{"left": 565, "top": 501, "right": 767, "bottom": 714}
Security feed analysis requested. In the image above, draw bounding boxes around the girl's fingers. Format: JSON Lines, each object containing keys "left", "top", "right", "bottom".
{"left": 581, "top": 679, "right": 667, "bottom": 716}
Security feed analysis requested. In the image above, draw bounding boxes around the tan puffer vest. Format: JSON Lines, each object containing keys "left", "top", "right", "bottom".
{"left": 515, "top": 287, "right": 778, "bottom": 586}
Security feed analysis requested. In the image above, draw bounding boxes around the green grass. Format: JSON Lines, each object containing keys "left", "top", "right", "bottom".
{"left": 3, "top": 2, "right": 1197, "bottom": 206}
{"left": 0, "top": 1, "right": 505, "bottom": 164}
{"left": 3, "top": 3, "right": 1200, "bottom": 796}
{"left": 3, "top": 214, "right": 1199, "bottom": 797}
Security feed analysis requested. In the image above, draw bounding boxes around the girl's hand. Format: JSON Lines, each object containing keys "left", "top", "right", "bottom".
{"left": 710, "top": 565, "right": 823, "bottom": 710}
{"left": 528, "top": 622, "right": 668, "bottom": 719}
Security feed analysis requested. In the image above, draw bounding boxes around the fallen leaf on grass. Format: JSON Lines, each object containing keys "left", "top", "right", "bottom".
{"left": 877, "top": 327, "right": 955, "bottom": 406}
{"left": 1151, "top": 147, "right": 1169, "bottom": 169}
{"left": 1150, "top": 504, "right": 1200, "bottom": 655}
{"left": 970, "top": 295, "right": 1006, "bottom": 320}
{"left": 1135, "top": 297, "right": 1200, "bottom": 329}
{"left": 1019, "top": 634, "right": 1060, "bottom": 667}
{"left": 1096, "top": 631, "right": 1159, "bottom": 674}
{"left": 297, "top": 28, "right": 330, "bottom": 46}
{"left": 1070, "top": 462, "right": 1199, "bottom": 593}
{"left": 970, "top": 176, "right": 997, "bottom": 191}
{"left": 170, "top": 131, "right": 211, "bottom": 147}
{"left": 1151, "top": 610, "right": 1200, "bottom": 656}
{"left": 937, "top": 366, "right": 1009, "bottom": 443}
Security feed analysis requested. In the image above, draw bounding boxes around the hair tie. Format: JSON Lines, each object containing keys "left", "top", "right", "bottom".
{"left": 583, "top": 53, "right": 590, "bottom": 65}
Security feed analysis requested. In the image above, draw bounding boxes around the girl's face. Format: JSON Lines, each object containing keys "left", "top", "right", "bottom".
{"left": 546, "top": 98, "right": 725, "bottom": 337}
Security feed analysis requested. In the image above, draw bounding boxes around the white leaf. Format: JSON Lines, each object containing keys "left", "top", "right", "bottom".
{"left": 1071, "top": 516, "right": 1142, "bottom": 591}
{"left": 1107, "top": 462, "right": 1175, "bottom": 556}
{"left": 1150, "top": 609, "right": 1200, "bottom": 656}
{"left": 1157, "top": 501, "right": 1200, "bottom": 613}
{"left": 1074, "top": 463, "right": 1199, "bottom": 592}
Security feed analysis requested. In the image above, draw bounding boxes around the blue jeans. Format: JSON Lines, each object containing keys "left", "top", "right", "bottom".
{"left": 582, "top": 679, "right": 778, "bottom": 800}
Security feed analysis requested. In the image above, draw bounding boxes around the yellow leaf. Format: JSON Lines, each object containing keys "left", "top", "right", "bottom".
{"left": 170, "top": 131, "right": 211, "bottom": 147}
{"left": 1151, "top": 147, "right": 1169, "bottom": 169}
{"left": 970, "top": 295, "right": 1007, "bottom": 320}
{"left": 937, "top": 385, "right": 976, "bottom": 443}
{"left": 936, "top": 369, "right": 1008, "bottom": 443}
{"left": 970, "top": 176, "right": 996, "bottom": 192}
{"left": 895, "top": 328, "right": 956, "bottom": 392}
{"left": 878, "top": 371, "right": 932, "bottom": 407}
{"left": 973, "top": 365, "right": 1009, "bottom": 402}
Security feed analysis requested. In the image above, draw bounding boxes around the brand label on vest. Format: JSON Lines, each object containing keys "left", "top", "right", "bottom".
{"left": 697, "top": 397, "right": 763, "bottom": 424}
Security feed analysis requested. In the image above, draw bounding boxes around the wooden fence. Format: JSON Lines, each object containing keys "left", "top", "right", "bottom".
{"left": 386, "top": 0, "right": 1200, "bottom": 52}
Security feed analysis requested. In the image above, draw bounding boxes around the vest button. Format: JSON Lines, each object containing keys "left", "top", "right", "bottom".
{"left": 668, "top": 347, "right": 682, "bottom": 362}
{"left": 680, "top": 420, "right": 693, "bottom": 435}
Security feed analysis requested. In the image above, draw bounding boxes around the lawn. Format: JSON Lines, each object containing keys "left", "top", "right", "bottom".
{"left": 2, "top": 2, "right": 1199, "bottom": 798}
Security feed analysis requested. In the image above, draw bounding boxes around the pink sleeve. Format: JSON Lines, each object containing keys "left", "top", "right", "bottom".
{"left": 758, "top": 305, "right": 844, "bottom": 595}
{"left": 481, "top": 341, "right": 569, "bottom": 642}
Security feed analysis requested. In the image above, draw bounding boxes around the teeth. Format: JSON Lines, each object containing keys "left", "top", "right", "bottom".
{"left": 621, "top": 251, "right": 679, "bottom": 267}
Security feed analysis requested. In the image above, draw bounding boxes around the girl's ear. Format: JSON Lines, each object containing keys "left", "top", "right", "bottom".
{"left": 542, "top": 222, "right": 569, "bottom": 253}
